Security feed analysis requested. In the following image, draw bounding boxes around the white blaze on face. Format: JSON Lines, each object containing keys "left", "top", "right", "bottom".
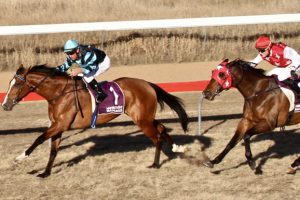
{"left": 2, "top": 78, "right": 16, "bottom": 106}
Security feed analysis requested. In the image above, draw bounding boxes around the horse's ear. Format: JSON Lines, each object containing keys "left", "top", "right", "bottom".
{"left": 16, "top": 64, "right": 26, "bottom": 74}
{"left": 220, "top": 59, "right": 229, "bottom": 65}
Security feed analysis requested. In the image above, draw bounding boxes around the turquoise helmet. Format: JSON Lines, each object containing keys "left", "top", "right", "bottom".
{"left": 64, "top": 39, "right": 79, "bottom": 53}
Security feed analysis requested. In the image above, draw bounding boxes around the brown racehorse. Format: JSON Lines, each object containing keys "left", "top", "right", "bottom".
{"left": 1, "top": 64, "right": 189, "bottom": 178}
{"left": 202, "top": 58, "right": 300, "bottom": 174}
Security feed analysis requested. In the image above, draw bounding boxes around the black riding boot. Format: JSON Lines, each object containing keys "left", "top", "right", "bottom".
{"left": 88, "top": 79, "right": 107, "bottom": 103}
{"left": 292, "top": 81, "right": 300, "bottom": 94}
{"left": 283, "top": 79, "right": 300, "bottom": 94}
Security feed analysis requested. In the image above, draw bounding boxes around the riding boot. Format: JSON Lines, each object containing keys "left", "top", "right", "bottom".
{"left": 283, "top": 79, "right": 300, "bottom": 95}
{"left": 292, "top": 80, "right": 300, "bottom": 94}
{"left": 88, "top": 79, "right": 107, "bottom": 103}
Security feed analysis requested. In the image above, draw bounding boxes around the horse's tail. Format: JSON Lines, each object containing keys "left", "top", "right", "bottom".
{"left": 148, "top": 82, "right": 189, "bottom": 132}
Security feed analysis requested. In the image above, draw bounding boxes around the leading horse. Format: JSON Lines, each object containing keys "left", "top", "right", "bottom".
{"left": 202, "top": 59, "right": 300, "bottom": 174}
{"left": 1, "top": 64, "right": 189, "bottom": 178}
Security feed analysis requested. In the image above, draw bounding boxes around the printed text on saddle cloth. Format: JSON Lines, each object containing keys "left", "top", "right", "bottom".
{"left": 211, "top": 61, "right": 232, "bottom": 89}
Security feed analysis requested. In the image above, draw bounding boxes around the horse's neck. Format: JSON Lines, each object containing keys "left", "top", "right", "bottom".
{"left": 235, "top": 70, "right": 269, "bottom": 99}
{"left": 29, "top": 74, "right": 73, "bottom": 100}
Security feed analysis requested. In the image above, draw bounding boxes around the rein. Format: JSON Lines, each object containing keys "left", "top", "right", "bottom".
{"left": 244, "top": 85, "right": 280, "bottom": 100}
{"left": 230, "top": 62, "right": 280, "bottom": 100}
{"left": 16, "top": 72, "right": 86, "bottom": 113}
{"left": 72, "top": 78, "right": 84, "bottom": 118}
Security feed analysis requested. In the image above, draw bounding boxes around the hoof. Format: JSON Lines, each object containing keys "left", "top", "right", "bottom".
{"left": 14, "top": 151, "right": 28, "bottom": 163}
{"left": 147, "top": 163, "right": 160, "bottom": 169}
{"left": 248, "top": 160, "right": 256, "bottom": 170}
{"left": 286, "top": 167, "right": 297, "bottom": 175}
{"left": 203, "top": 160, "right": 214, "bottom": 168}
{"left": 37, "top": 172, "right": 51, "bottom": 178}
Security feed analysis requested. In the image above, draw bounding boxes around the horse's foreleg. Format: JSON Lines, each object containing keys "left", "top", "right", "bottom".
{"left": 212, "top": 131, "right": 244, "bottom": 164}
{"left": 204, "top": 119, "right": 251, "bottom": 168}
{"left": 15, "top": 123, "right": 65, "bottom": 162}
{"left": 37, "top": 133, "right": 62, "bottom": 178}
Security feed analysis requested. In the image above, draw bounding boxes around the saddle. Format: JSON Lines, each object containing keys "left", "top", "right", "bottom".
{"left": 274, "top": 77, "right": 300, "bottom": 116}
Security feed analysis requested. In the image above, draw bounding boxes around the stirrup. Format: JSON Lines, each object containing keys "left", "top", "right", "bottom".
{"left": 95, "top": 93, "right": 107, "bottom": 103}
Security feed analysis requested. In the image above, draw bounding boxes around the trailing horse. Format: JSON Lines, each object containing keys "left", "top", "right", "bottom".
{"left": 2, "top": 64, "right": 189, "bottom": 178}
{"left": 202, "top": 59, "right": 300, "bottom": 174}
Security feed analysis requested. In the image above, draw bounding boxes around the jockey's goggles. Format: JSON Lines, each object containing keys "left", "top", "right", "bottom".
{"left": 66, "top": 49, "right": 77, "bottom": 55}
{"left": 259, "top": 48, "right": 268, "bottom": 53}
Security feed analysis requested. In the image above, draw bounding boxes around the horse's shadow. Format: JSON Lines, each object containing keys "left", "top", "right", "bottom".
{"left": 210, "top": 129, "right": 300, "bottom": 175}
{"left": 45, "top": 128, "right": 212, "bottom": 173}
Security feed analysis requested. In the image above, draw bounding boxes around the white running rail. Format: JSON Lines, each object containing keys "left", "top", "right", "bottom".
{"left": 0, "top": 13, "right": 300, "bottom": 36}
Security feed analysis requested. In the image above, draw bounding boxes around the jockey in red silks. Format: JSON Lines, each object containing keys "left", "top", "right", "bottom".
{"left": 250, "top": 35, "right": 300, "bottom": 91}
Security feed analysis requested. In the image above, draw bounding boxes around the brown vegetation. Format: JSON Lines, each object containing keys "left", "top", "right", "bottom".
{"left": 0, "top": 0, "right": 299, "bottom": 70}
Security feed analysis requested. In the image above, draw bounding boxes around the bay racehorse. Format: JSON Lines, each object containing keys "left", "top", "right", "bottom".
{"left": 1, "top": 64, "right": 189, "bottom": 178}
{"left": 202, "top": 58, "right": 300, "bottom": 174}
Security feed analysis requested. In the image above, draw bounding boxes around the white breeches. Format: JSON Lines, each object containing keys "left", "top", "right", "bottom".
{"left": 265, "top": 66, "right": 296, "bottom": 81}
{"left": 83, "top": 56, "right": 111, "bottom": 83}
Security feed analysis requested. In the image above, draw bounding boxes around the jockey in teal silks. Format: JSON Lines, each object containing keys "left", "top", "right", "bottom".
{"left": 57, "top": 39, "right": 110, "bottom": 103}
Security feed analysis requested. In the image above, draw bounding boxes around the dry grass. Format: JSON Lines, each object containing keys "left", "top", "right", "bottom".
{"left": 0, "top": 0, "right": 300, "bottom": 71}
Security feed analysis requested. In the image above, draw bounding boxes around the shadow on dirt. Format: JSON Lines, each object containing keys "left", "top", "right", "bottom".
{"left": 0, "top": 114, "right": 242, "bottom": 135}
{"left": 209, "top": 129, "right": 300, "bottom": 175}
{"left": 27, "top": 128, "right": 212, "bottom": 175}
{"left": 5, "top": 113, "right": 299, "bottom": 175}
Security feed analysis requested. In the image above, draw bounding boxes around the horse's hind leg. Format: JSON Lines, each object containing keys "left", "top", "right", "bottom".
{"left": 137, "top": 120, "right": 163, "bottom": 168}
{"left": 154, "top": 120, "right": 173, "bottom": 146}
{"left": 154, "top": 120, "right": 176, "bottom": 159}
{"left": 287, "top": 156, "right": 300, "bottom": 174}
{"left": 244, "top": 134, "right": 256, "bottom": 170}
{"left": 37, "top": 132, "right": 62, "bottom": 178}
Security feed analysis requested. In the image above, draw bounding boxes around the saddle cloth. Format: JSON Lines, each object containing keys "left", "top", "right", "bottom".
{"left": 280, "top": 87, "right": 295, "bottom": 112}
{"left": 88, "top": 81, "right": 125, "bottom": 115}
{"left": 273, "top": 75, "right": 300, "bottom": 112}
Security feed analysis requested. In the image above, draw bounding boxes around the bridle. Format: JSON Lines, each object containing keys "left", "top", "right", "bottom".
{"left": 212, "top": 60, "right": 279, "bottom": 100}
{"left": 209, "top": 60, "right": 246, "bottom": 97}
{"left": 13, "top": 73, "right": 49, "bottom": 103}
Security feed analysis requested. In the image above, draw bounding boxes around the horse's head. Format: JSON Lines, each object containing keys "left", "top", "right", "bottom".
{"left": 1, "top": 64, "right": 33, "bottom": 111}
{"left": 202, "top": 59, "right": 232, "bottom": 100}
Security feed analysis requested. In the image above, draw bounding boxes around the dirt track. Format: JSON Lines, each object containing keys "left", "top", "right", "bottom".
{"left": 0, "top": 62, "right": 299, "bottom": 200}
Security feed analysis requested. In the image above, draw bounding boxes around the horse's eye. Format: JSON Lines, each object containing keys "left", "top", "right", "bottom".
{"left": 14, "top": 81, "right": 24, "bottom": 86}
{"left": 219, "top": 72, "right": 226, "bottom": 79}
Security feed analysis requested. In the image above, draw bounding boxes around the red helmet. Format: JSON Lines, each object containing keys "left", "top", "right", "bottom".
{"left": 255, "top": 36, "right": 271, "bottom": 50}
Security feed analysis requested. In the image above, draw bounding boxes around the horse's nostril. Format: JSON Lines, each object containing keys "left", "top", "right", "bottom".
{"left": 202, "top": 91, "right": 210, "bottom": 98}
{"left": 2, "top": 103, "right": 11, "bottom": 111}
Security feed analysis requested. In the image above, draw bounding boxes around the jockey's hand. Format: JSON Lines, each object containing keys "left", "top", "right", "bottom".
{"left": 291, "top": 70, "right": 299, "bottom": 80}
{"left": 70, "top": 68, "right": 83, "bottom": 77}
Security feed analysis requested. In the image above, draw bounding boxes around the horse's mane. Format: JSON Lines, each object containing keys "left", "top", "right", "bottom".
{"left": 29, "top": 64, "right": 68, "bottom": 77}
{"left": 230, "top": 59, "right": 266, "bottom": 75}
